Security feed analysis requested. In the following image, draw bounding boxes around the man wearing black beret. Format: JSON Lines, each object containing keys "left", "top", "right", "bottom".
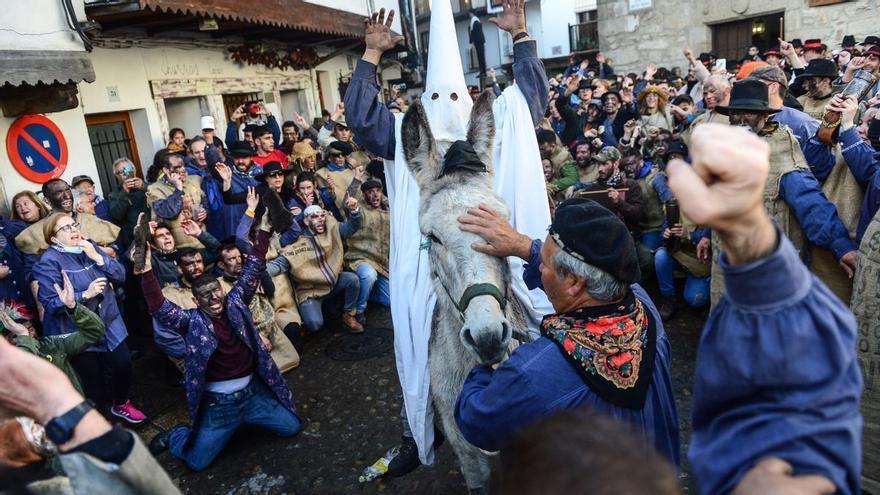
{"left": 454, "top": 198, "right": 680, "bottom": 465}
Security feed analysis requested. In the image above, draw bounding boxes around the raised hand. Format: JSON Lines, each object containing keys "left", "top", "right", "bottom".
{"left": 332, "top": 102, "right": 345, "bottom": 121}
{"left": 293, "top": 111, "right": 309, "bottom": 128}
{"left": 181, "top": 218, "right": 202, "bottom": 238}
{"left": 231, "top": 105, "right": 245, "bottom": 121}
{"left": 53, "top": 272, "right": 76, "bottom": 309}
{"left": 246, "top": 186, "right": 260, "bottom": 211}
{"left": 488, "top": 0, "right": 526, "bottom": 36}
{"left": 78, "top": 239, "right": 102, "bottom": 264}
{"left": 364, "top": 8, "right": 404, "bottom": 58}
{"left": 778, "top": 39, "right": 797, "bottom": 59}
{"left": 0, "top": 309, "right": 29, "bottom": 336}
{"left": 683, "top": 47, "right": 695, "bottom": 61}
{"left": 645, "top": 63, "right": 658, "bottom": 80}
{"left": 826, "top": 94, "right": 860, "bottom": 129}
{"left": 566, "top": 74, "right": 581, "bottom": 96}
{"left": 167, "top": 171, "right": 183, "bottom": 190}
{"left": 344, "top": 193, "right": 359, "bottom": 212}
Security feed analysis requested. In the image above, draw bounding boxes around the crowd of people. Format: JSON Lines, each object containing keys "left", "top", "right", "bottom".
{"left": 0, "top": 1, "right": 878, "bottom": 493}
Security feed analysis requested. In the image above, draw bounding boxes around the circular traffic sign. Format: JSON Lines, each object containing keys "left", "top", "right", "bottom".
{"left": 5, "top": 115, "right": 69, "bottom": 183}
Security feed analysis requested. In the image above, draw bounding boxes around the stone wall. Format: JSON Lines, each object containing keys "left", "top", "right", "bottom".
{"left": 598, "top": 0, "right": 879, "bottom": 74}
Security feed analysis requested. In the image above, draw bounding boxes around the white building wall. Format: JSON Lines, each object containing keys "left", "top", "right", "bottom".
{"left": 0, "top": 0, "right": 86, "bottom": 52}
{"left": 536, "top": 0, "right": 575, "bottom": 58}
{"left": 303, "top": 0, "right": 402, "bottom": 31}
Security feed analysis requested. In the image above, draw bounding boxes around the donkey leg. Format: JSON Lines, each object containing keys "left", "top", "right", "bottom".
{"left": 434, "top": 396, "right": 491, "bottom": 492}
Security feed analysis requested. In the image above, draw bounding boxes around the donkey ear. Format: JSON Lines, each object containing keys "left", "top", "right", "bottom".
{"left": 401, "top": 99, "right": 441, "bottom": 188}
{"left": 466, "top": 91, "right": 496, "bottom": 173}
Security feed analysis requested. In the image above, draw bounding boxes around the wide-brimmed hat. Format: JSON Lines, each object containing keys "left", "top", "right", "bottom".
{"left": 229, "top": 141, "right": 255, "bottom": 158}
{"left": 865, "top": 45, "right": 880, "bottom": 58}
{"left": 793, "top": 59, "right": 839, "bottom": 84}
{"left": 762, "top": 48, "right": 781, "bottom": 59}
{"left": 715, "top": 79, "right": 776, "bottom": 115}
{"left": 326, "top": 140, "right": 354, "bottom": 156}
{"left": 255, "top": 161, "right": 293, "bottom": 182}
{"left": 291, "top": 141, "right": 318, "bottom": 161}
{"left": 803, "top": 39, "right": 827, "bottom": 52}
{"left": 637, "top": 85, "right": 668, "bottom": 106}
{"left": 842, "top": 35, "right": 857, "bottom": 48}
{"left": 332, "top": 116, "right": 348, "bottom": 128}
{"left": 663, "top": 140, "right": 689, "bottom": 160}
{"left": 859, "top": 35, "right": 880, "bottom": 46}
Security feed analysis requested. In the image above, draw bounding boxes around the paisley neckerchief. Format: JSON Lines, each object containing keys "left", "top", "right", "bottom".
{"left": 541, "top": 290, "right": 656, "bottom": 409}
{"left": 602, "top": 167, "right": 625, "bottom": 189}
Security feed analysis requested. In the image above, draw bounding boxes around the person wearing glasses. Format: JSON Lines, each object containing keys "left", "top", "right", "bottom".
{"left": 32, "top": 213, "right": 146, "bottom": 425}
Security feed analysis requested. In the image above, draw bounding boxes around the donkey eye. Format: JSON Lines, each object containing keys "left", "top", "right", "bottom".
{"left": 450, "top": 92, "right": 458, "bottom": 101}
{"left": 427, "top": 233, "right": 443, "bottom": 246}
{"left": 431, "top": 93, "right": 439, "bottom": 100}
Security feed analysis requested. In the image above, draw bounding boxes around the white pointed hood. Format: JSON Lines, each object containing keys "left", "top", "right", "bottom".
{"left": 420, "top": 0, "right": 473, "bottom": 145}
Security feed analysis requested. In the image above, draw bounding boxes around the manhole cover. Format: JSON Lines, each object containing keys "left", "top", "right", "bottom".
{"left": 325, "top": 327, "right": 394, "bottom": 361}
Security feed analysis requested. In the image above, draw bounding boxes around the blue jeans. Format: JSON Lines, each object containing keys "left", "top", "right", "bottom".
{"left": 654, "top": 248, "right": 710, "bottom": 308}
{"left": 298, "top": 271, "right": 360, "bottom": 332}
{"left": 355, "top": 264, "right": 391, "bottom": 314}
{"left": 639, "top": 230, "right": 663, "bottom": 251}
{"left": 168, "top": 378, "right": 301, "bottom": 471}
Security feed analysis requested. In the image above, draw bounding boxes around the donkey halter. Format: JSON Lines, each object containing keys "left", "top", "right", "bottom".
{"left": 436, "top": 275, "right": 508, "bottom": 321}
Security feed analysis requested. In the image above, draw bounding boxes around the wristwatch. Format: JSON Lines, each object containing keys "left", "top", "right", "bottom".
{"left": 45, "top": 400, "right": 94, "bottom": 445}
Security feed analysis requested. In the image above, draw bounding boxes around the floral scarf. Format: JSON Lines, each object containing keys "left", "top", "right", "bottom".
{"left": 541, "top": 290, "right": 656, "bottom": 409}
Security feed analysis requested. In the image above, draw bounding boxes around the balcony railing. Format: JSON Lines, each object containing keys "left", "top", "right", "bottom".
{"left": 569, "top": 21, "right": 599, "bottom": 52}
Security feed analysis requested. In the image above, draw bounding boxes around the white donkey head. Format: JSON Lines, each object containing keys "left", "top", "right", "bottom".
{"left": 402, "top": 91, "right": 513, "bottom": 365}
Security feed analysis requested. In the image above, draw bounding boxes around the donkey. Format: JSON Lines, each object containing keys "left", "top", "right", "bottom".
{"left": 401, "top": 90, "right": 530, "bottom": 492}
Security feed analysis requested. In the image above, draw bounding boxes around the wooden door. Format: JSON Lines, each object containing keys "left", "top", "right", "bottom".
{"left": 84, "top": 112, "right": 142, "bottom": 194}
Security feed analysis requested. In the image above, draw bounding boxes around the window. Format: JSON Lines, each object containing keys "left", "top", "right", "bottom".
{"left": 85, "top": 112, "right": 142, "bottom": 194}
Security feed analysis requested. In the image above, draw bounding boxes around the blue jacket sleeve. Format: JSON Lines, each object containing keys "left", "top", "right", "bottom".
{"left": 278, "top": 221, "right": 303, "bottom": 247}
{"left": 97, "top": 250, "right": 127, "bottom": 284}
{"left": 511, "top": 41, "right": 550, "bottom": 127}
{"left": 33, "top": 258, "right": 67, "bottom": 318}
{"left": 454, "top": 363, "right": 544, "bottom": 451}
{"left": 802, "top": 135, "right": 837, "bottom": 183}
{"left": 233, "top": 230, "right": 270, "bottom": 307}
{"left": 235, "top": 212, "right": 255, "bottom": 252}
{"left": 652, "top": 173, "right": 674, "bottom": 203}
{"left": 344, "top": 60, "right": 398, "bottom": 160}
{"left": 267, "top": 115, "right": 281, "bottom": 144}
{"left": 689, "top": 232, "right": 862, "bottom": 495}
{"left": 225, "top": 121, "right": 239, "bottom": 146}
{"left": 839, "top": 126, "right": 880, "bottom": 187}
{"left": 522, "top": 239, "right": 543, "bottom": 291}
{"left": 266, "top": 255, "right": 291, "bottom": 277}
{"left": 152, "top": 189, "right": 184, "bottom": 220}
{"left": 857, "top": 172, "right": 880, "bottom": 241}
{"left": 779, "top": 171, "right": 857, "bottom": 259}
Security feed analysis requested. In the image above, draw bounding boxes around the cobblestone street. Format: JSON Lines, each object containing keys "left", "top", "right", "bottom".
{"left": 125, "top": 284, "right": 705, "bottom": 495}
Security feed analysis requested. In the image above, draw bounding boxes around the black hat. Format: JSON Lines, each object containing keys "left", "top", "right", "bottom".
{"left": 243, "top": 123, "right": 262, "bottom": 135}
{"left": 360, "top": 179, "right": 383, "bottom": 193}
{"left": 601, "top": 90, "right": 622, "bottom": 103}
{"left": 326, "top": 140, "right": 354, "bottom": 156}
{"left": 803, "top": 39, "right": 827, "bottom": 52}
{"left": 255, "top": 161, "right": 292, "bottom": 182}
{"left": 794, "top": 58, "right": 839, "bottom": 82}
{"left": 252, "top": 125, "right": 272, "bottom": 138}
{"left": 577, "top": 79, "right": 593, "bottom": 91}
{"left": 549, "top": 198, "right": 640, "bottom": 284}
{"left": 791, "top": 38, "right": 804, "bottom": 48}
{"left": 842, "top": 35, "right": 856, "bottom": 47}
{"left": 860, "top": 35, "right": 880, "bottom": 46}
{"left": 663, "top": 140, "right": 689, "bottom": 160}
{"left": 716, "top": 79, "right": 775, "bottom": 115}
{"left": 71, "top": 175, "right": 94, "bottom": 187}
{"left": 697, "top": 52, "right": 715, "bottom": 62}
{"left": 229, "top": 140, "right": 255, "bottom": 158}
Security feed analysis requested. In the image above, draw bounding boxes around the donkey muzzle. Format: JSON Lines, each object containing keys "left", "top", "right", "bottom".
{"left": 459, "top": 296, "right": 512, "bottom": 365}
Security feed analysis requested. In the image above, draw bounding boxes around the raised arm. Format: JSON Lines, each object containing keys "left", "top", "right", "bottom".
{"left": 345, "top": 9, "right": 403, "bottom": 160}
{"left": 233, "top": 215, "right": 272, "bottom": 306}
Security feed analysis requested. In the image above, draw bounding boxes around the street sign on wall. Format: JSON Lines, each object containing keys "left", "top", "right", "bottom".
{"left": 5, "top": 115, "right": 68, "bottom": 183}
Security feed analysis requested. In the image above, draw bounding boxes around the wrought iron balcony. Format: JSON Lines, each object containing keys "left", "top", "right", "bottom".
{"left": 569, "top": 21, "right": 599, "bottom": 52}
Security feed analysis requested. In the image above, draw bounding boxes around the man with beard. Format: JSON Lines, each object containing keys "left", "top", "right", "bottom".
{"left": 15, "top": 179, "right": 120, "bottom": 278}
{"left": 316, "top": 141, "right": 358, "bottom": 214}
{"left": 682, "top": 75, "right": 730, "bottom": 145}
{"left": 599, "top": 89, "right": 638, "bottom": 147}
{"left": 709, "top": 79, "right": 857, "bottom": 305}
{"left": 148, "top": 151, "right": 207, "bottom": 250}
{"left": 282, "top": 201, "right": 364, "bottom": 333}
{"left": 622, "top": 147, "right": 665, "bottom": 256}
{"left": 138, "top": 213, "right": 301, "bottom": 471}
{"left": 573, "top": 147, "right": 644, "bottom": 232}
{"left": 791, "top": 59, "right": 840, "bottom": 118}
{"left": 216, "top": 244, "right": 299, "bottom": 373}
{"left": 344, "top": 180, "right": 390, "bottom": 325}
{"left": 537, "top": 130, "right": 579, "bottom": 197}
{"left": 214, "top": 141, "right": 262, "bottom": 239}
{"left": 147, "top": 220, "right": 221, "bottom": 286}
{"left": 573, "top": 139, "right": 599, "bottom": 183}
{"left": 840, "top": 45, "right": 880, "bottom": 100}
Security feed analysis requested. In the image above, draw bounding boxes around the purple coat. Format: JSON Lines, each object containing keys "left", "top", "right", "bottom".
{"left": 151, "top": 231, "right": 295, "bottom": 424}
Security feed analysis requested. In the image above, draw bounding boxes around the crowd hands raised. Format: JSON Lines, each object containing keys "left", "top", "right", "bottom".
{"left": 0, "top": 5, "right": 878, "bottom": 493}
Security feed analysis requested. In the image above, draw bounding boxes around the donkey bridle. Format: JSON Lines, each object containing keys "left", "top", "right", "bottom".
{"left": 436, "top": 275, "right": 508, "bottom": 320}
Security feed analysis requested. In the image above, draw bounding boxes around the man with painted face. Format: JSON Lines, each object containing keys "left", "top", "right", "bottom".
{"left": 345, "top": 0, "right": 554, "bottom": 472}
{"left": 573, "top": 146, "right": 644, "bottom": 233}
{"left": 344, "top": 180, "right": 391, "bottom": 325}
{"left": 137, "top": 212, "right": 301, "bottom": 471}
{"left": 573, "top": 139, "right": 599, "bottom": 184}
{"left": 281, "top": 200, "right": 364, "bottom": 334}
{"left": 147, "top": 150, "right": 207, "bottom": 250}
{"left": 791, "top": 59, "right": 839, "bottom": 119}
{"left": 709, "top": 79, "right": 858, "bottom": 305}
{"left": 599, "top": 90, "right": 639, "bottom": 147}
{"left": 15, "top": 179, "right": 120, "bottom": 279}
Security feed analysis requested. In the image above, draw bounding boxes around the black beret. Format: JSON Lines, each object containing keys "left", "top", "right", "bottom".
{"left": 549, "top": 198, "right": 640, "bottom": 284}
{"left": 577, "top": 79, "right": 593, "bottom": 91}
{"left": 327, "top": 140, "right": 354, "bottom": 156}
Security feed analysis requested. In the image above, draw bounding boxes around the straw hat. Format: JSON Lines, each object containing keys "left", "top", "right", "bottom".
{"left": 291, "top": 142, "right": 318, "bottom": 161}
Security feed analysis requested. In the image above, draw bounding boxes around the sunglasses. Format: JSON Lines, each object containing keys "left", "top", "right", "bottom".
{"left": 328, "top": 152, "right": 345, "bottom": 158}
{"left": 55, "top": 222, "right": 80, "bottom": 234}
{"left": 267, "top": 171, "right": 284, "bottom": 178}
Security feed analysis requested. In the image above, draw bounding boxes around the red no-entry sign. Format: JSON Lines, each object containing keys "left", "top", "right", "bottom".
{"left": 5, "top": 115, "right": 69, "bottom": 183}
